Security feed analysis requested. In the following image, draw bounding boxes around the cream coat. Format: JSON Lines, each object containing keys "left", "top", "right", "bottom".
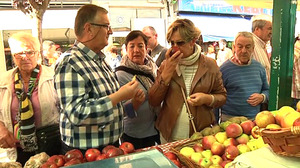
{"left": 0, "top": 65, "right": 59, "bottom": 162}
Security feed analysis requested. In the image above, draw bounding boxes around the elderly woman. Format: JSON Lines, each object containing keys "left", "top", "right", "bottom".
{"left": 115, "top": 30, "right": 160, "bottom": 149}
{"left": 0, "top": 32, "right": 60, "bottom": 165}
{"left": 148, "top": 19, "right": 227, "bottom": 143}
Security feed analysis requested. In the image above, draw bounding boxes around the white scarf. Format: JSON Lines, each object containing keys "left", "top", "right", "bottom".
{"left": 176, "top": 44, "right": 201, "bottom": 76}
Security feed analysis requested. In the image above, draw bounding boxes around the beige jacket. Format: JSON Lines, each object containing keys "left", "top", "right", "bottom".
{"left": 149, "top": 55, "right": 226, "bottom": 142}
{"left": 0, "top": 65, "right": 59, "bottom": 162}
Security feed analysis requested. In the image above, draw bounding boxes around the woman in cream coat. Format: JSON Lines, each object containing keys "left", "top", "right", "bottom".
{"left": 0, "top": 32, "right": 59, "bottom": 165}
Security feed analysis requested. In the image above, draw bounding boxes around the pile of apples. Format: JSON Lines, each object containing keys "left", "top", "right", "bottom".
{"left": 40, "top": 142, "right": 136, "bottom": 168}
{"left": 179, "top": 118, "right": 266, "bottom": 168}
{"left": 255, "top": 104, "right": 300, "bottom": 129}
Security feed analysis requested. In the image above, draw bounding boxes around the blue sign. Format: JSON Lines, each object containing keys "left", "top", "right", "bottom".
{"left": 178, "top": 0, "right": 273, "bottom": 16}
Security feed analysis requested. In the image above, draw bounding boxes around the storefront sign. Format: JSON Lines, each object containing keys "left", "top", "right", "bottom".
{"left": 178, "top": 0, "right": 273, "bottom": 15}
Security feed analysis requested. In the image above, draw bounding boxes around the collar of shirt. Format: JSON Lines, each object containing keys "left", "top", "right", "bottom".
{"left": 252, "top": 33, "right": 267, "bottom": 49}
{"left": 74, "top": 40, "right": 106, "bottom": 62}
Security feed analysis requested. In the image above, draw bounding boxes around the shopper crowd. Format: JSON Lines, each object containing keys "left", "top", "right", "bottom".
{"left": 1, "top": 3, "right": 299, "bottom": 166}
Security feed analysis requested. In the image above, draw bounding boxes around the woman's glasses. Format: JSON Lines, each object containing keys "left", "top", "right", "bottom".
{"left": 13, "top": 50, "right": 37, "bottom": 59}
{"left": 170, "top": 41, "right": 186, "bottom": 46}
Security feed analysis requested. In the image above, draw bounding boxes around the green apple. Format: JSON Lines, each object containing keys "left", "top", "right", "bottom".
{"left": 201, "top": 127, "right": 213, "bottom": 136}
{"left": 215, "top": 132, "right": 227, "bottom": 144}
{"left": 237, "top": 144, "right": 251, "bottom": 154}
{"left": 247, "top": 140, "right": 258, "bottom": 151}
{"left": 201, "top": 149, "right": 213, "bottom": 159}
{"left": 180, "top": 146, "right": 195, "bottom": 158}
{"left": 210, "top": 154, "right": 223, "bottom": 165}
{"left": 219, "top": 121, "right": 232, "bottom": 130}
{"left": 210, "top": 125, "right": 221, "bottom": 135}
{"left": 199, "top": 157, "right": 213, "bottom": 168}
{"left": 256, "top": 137, "right": 267, "bottom": 149}
{"left": 236, "top": 133, "right": 250, "bottom": 144}
{"left": 190, "top": 132, "right": 203, "bottom": 140}
{"left": 190, "top": 152, "right": 203, "bottom": 163}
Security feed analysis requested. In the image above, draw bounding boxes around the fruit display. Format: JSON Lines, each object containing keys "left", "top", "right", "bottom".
{"left": 37, "top": 142, "right": 137, "bottom": 167}
{"left": 254, "top": 106, "right": 300, "bottom": 157}
{"left": 172, "top": 117, "right": 268, "bottom": 168}
{"left": 255, "top": 106, "right": 300, "bottom": 129}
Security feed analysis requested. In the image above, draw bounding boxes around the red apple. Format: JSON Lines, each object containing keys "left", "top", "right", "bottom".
{"left": 47, "top": 155, "right": 65, "bottom": 167}
{"left": 220, "top": 160, "right": 232, "bottom": 168}
{"left": 40, "top": 162, "right": 58, "bottom": 168}
{"left": 211, "top": 142, "right": 225, "bottom": 156}
{"left": 225, "top": 123, "right": 243, "bottom": 138}
{"left": 293, "top": 117, "right": 300, "bottom": 126}
{"left": 102, "top": 145, "right": 117, "bottom": 154}
{"left": 236, "top": 134, "right": 250, "bottom": 144}
{"left": 223, "top": 138, "right": 238, "bottom": 147}
{"left": 164, "top": 151, "right": 177, "bottom": 160}
{"left": 106, "top": 148, "right": 124, "bottom": 158}
{"left": 224, "top": 145, "right": 239, "bottom": 160}
{"left": 119, "top": 142, "right": 135, "bottom": 154}
{"left": 170, "top": 46, "right": 180, "bottom": 57}
{"left": 202, "top": 135, "right": 217, "bottom": 150}
{"left": 64, "top": 158, "right": 82, "bottom": 167}
{"left": 85, "top": 148, "right": 101, "bottom": 162}
{"left": 193, "top": 143, "right": 204, "bottom": 152}
{"left": 240, "top": 120, "right": 255, "bottom": 135}
{"left": 95, "top": 154, "right": 108, "bottom": 161}
{"left": 171, "top": 159, "right": 182, "bottom": 168}
{"left": 65, "top": 149, "right": 84, "bottom": 162}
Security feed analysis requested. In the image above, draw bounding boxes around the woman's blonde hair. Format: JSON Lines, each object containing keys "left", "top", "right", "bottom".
{"left": 8, "top": 32, "right": 40, "bottom": 54}
{"left": 166, "top": 19, "right": 201, "bottom": 43}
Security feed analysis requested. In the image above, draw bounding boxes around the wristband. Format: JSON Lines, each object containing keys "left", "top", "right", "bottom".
{"left": 209, "top": 94, "right": 215, "bottom": 106}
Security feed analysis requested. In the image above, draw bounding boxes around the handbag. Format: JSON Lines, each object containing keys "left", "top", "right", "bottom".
{"left": 36, "top": 124, "right": 61, "bottom": 155}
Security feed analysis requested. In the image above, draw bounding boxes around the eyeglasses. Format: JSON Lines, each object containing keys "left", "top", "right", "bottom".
{"left": 90, "top": 23, "right": 112, "bottom": 31}
{"left": 170, "top": 41, "right": 186, "bottom": 46}
{"left": 13, "top": 50, "right": 37, "bottom": 59}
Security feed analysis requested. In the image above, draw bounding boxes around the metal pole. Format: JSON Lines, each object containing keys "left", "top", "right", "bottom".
{"left": 269, "top": 0, "right": 297, "bottom": 110}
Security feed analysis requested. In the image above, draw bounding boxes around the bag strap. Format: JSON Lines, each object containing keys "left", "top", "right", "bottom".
{"left": 180, "top": 86, "right": 197, "bottom": 133}
{"left": 115, "top": 66, "right": 155, "bottom": 82}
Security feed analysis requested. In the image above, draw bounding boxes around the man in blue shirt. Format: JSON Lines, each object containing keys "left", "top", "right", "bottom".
{"left": 218, "top": 32, "right": 269, "bottom": 121}
{"left": 55, "top": 4, "right": 140, "bottom": 154}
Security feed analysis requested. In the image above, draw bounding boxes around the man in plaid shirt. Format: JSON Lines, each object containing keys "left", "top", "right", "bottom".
{"left": 54, "top": 4, "right": 140, "bottom": 154}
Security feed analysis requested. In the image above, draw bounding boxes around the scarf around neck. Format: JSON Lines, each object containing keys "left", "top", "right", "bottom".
{"left": 176, "top": 44, "right": 201, "bottom": 76}
{"left": 14, "top": 65, "right": 40, "bottom": 152}
{"left": 120, "top": 55, "right": 157, "bottom": 90}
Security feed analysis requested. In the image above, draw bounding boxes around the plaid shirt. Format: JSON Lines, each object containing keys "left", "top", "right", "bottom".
{"left": 54, "top": 41, "right": 123, "bottom": 149}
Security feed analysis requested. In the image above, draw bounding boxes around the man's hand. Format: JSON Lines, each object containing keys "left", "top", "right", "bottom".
{"left": 247, "top": 93, "right": 264, "bottom": 106}
{"left": 109, "top": 80, "right": 139, "bottom": 106}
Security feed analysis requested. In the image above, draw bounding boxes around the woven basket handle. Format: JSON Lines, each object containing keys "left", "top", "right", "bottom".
{"left": 291, "top": 126, "right": 300, "bottom": 135}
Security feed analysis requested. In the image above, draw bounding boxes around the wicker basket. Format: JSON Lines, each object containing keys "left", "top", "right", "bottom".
{"left": 170, "top": 138, "right": 203, "bottom": 168}
{"left": 261, "top": 126, "right": 300, "bottom": 157}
